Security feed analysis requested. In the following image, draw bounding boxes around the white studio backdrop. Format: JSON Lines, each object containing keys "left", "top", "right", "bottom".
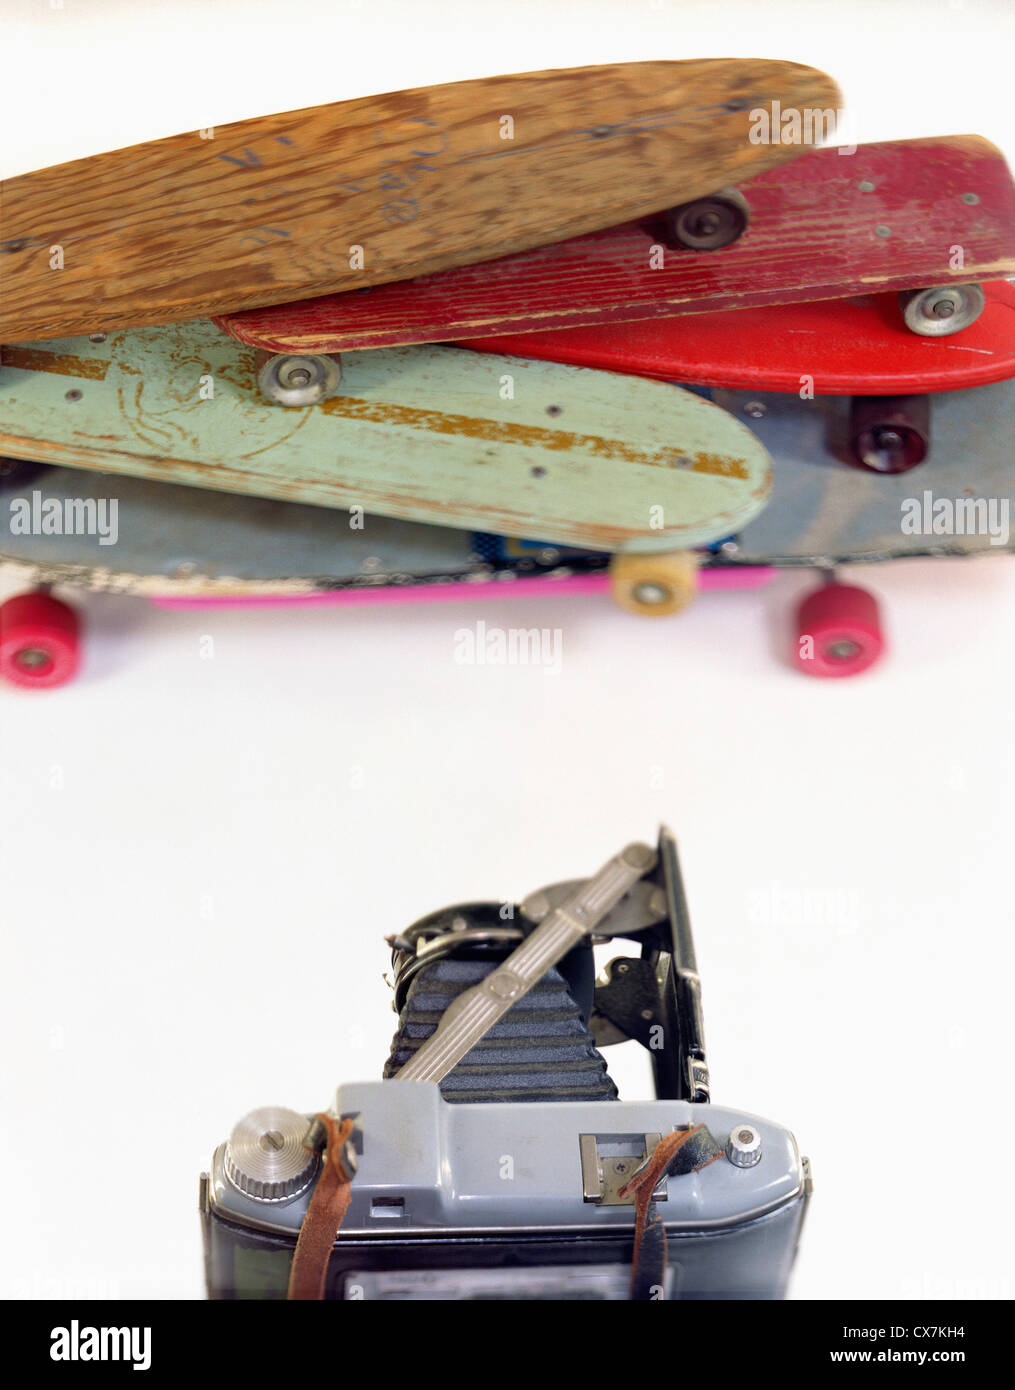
{"left": 1, "top": 0, "right": 1013, "bottom": 1301}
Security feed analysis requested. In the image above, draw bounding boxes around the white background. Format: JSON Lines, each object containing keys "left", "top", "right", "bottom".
{"left": 2, "top": 0, "right": 1013, "bottom": 1301}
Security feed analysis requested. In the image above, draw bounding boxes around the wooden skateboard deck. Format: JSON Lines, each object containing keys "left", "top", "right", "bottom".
{"left": 0, "top": 60, "right": 840, "bottom": 343}
{"left": 0, "top": 320, "right": 771, "bottom": 552}
{"left": 465, "top": 280, "right": 1015, "bottom": 394}
{"left": 217, "top": 137, "right": 1015, "bottom": 353}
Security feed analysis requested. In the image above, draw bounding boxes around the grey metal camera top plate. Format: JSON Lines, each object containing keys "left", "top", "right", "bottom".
{"left": 208, "top": 1080, "right": 804, "bottom": 1239}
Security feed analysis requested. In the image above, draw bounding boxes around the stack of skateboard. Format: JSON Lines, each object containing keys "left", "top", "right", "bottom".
{"left": 1, "top": 60, "right": 1013, "bottom": 688}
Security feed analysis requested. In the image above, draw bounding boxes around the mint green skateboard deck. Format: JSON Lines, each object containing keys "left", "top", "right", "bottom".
{"left": 0, "top": 321, "right": 770, "bottom": 552}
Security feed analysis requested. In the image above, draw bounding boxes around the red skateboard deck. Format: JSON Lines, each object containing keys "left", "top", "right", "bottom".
{"left": 217, "top": 136, "right": 1015, "bottom": 353}
{"left": 465, "top": 280, "right": 1015, "bottom": 395}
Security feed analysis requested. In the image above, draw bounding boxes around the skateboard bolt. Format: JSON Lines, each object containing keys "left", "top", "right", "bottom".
{"left": 694, "top": 212, "right": 721, "bottom": 235}
{"left": 827, "top": 639, "right": 861, "bottom": 661}
{"left": 744, "top": 401, "right": 767, "bottom": 419}
{"left": 632, "top": 582, "right": 670, "bottom": 606}
{"left": 874, "top": 428, "right": 903, "bottom": 451}
{"left": 15, "top": 647, "right": 49, "bottom": 670}
{"left": 284, "top": 367, "right": 313, "bottom": 387}
{"left": 930, "top": 299, "right": 955, "bottom": 319}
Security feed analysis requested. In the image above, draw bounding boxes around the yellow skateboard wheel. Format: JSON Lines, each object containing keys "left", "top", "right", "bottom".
{"left": 609, "top": 551, "right": 699, "bottom": 617}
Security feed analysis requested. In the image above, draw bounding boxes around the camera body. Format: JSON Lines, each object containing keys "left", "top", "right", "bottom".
{"left": 201, "top": 830, "right": 810, "bottom": 1300}
{"left": 203, "top": 1083, "right": 808, "bottom": 1300}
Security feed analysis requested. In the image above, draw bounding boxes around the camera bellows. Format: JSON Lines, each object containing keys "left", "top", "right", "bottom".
{"left": 384, "top": 956, "right": 618, "bottom": 1104}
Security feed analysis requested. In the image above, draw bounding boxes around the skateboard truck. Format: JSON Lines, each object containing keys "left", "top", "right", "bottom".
{"left": 849, "top": 395, "right": 930, "bottom": 473}
{"left": 899, "top": 283, "right": 986, "bottom": 337}
{"left": 257, "top": 351, "right": 343, "bottom": 408}
{"left": 664, "top": 186, "right": 750, "bottom": 251}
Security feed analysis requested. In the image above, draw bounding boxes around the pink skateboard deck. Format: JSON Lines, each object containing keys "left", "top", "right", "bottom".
{"left": 464, "top": 280, "right": 1015, "bottom": 395}
{"left": 148, "top": 567, "right": 771, "bottom": 609}
{"left": 216, "top": 137, "right": 1015, "bottom": 353}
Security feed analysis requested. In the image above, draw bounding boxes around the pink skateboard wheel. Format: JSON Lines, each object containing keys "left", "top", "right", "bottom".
{"left": 793, "top": 582, "right": 884, "bottom": 678}
{"left": 0, "top": 592, "right": 81, "bottom": 689}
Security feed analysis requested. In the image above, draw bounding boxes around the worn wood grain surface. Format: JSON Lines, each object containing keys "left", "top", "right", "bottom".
{"left": 218, "top": 137, "right": 1015, "bottom": 352}
{"left": 0, "top": 320, "right": 771, "bottom": 551}
{"left": 0, "top": 61, "right": 839, "bottom": 343}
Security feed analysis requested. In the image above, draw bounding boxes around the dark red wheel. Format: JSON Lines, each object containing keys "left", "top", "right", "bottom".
{"left": 793, "top": 582, "right": 884, "bottom": 678}
{"left": 849, "top": 395, "right": 930, "bottom": 473}
{"left": 0, "top": 592, "right": 81, "bottom": 689}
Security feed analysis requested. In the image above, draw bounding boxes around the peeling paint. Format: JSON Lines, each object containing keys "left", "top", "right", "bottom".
{"left": 319, "top": 394, "right": 749, "bottom": 477}
{"left": 0, "top": 347, "right": 109, "bottom": 380}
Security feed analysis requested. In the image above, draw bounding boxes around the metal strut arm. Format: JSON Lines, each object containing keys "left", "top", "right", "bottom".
{"left": 395, "top": 841, "right": 657, "bottom": 1084}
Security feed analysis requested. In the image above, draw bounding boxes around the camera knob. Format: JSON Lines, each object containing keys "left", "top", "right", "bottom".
{"left": 224, "top": 1106, "right": 320, "bottom": 1203}
{"left": 725, "top": 1123, "right": 763, "bottom": 1168}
